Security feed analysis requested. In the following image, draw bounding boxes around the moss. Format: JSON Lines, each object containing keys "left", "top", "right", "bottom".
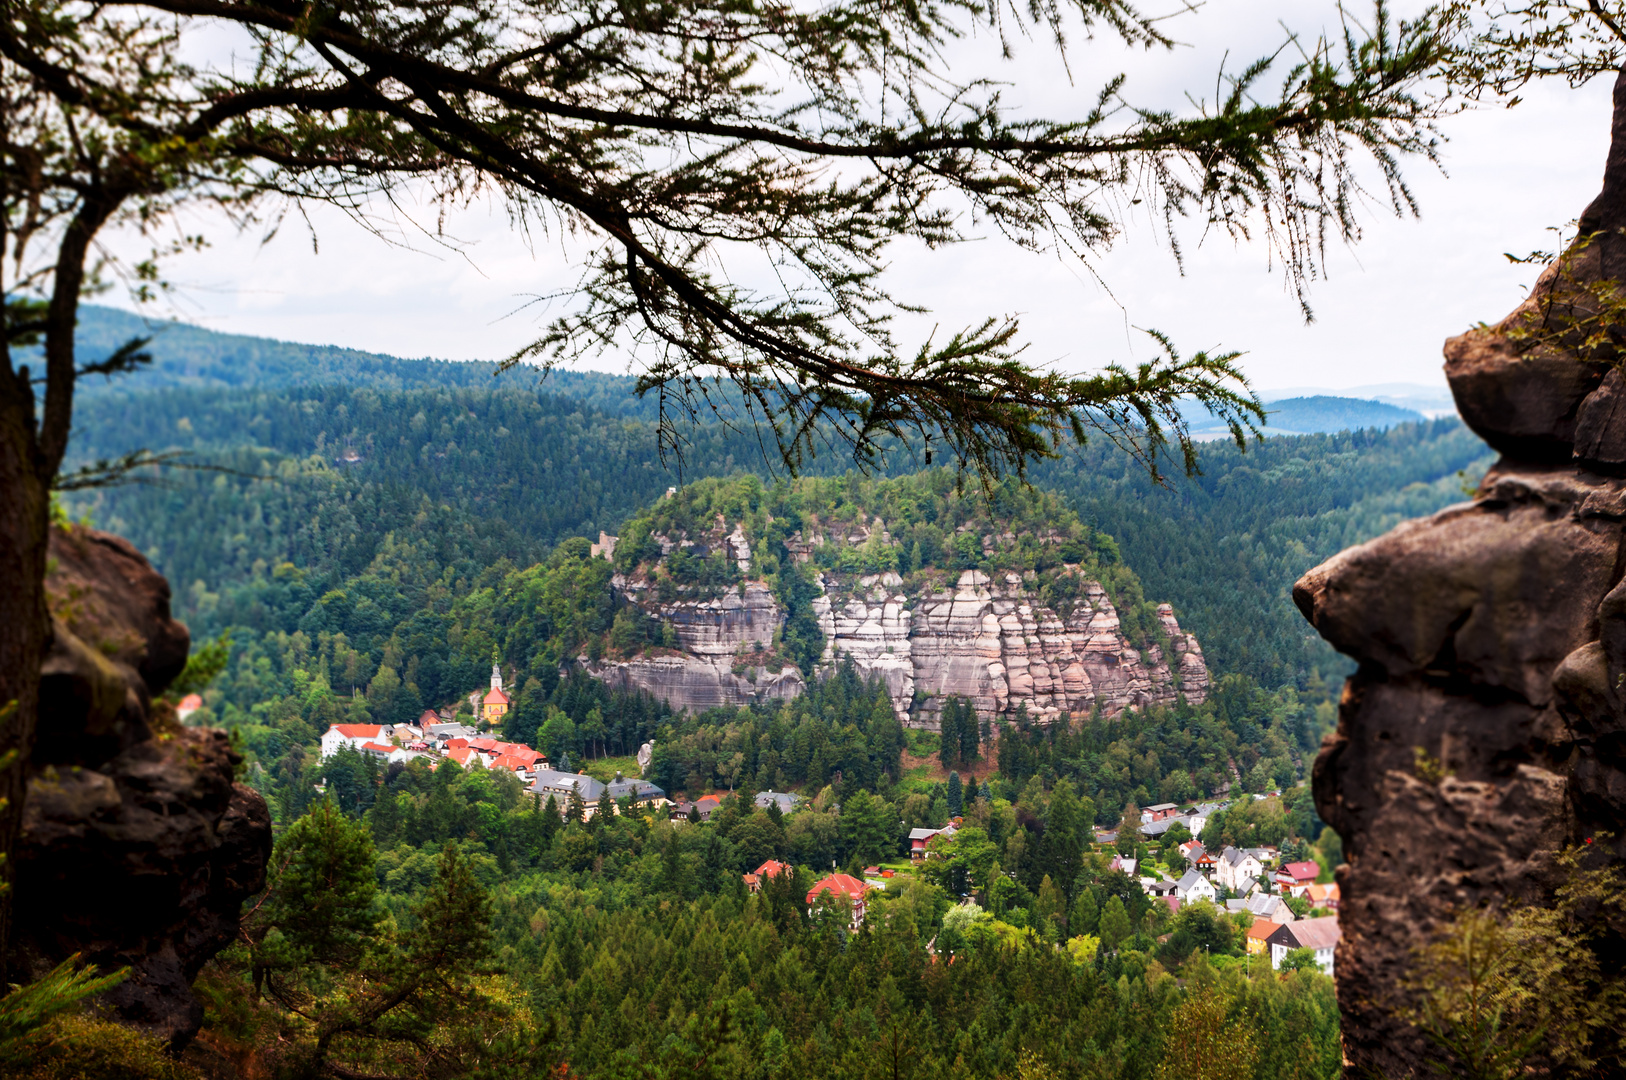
{"left": 6, "top": 1015, "right": 200, "bottom": 1080}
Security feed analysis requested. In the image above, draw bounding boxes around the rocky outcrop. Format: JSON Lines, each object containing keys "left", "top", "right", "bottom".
{"left": 817, "top": 569, "right": 1206, "bottom": 725}
{"left": 596, "top": 558, "right": 1205, "bottom": 725}
{"left": 586, "top": 580, "right": 806, "bottom": 711}
{"left": 12, "top": 527, "right": 272, "bottom": 1050}
{"left": 1295, "top": 74, "right": 1626, "bottom": 1076}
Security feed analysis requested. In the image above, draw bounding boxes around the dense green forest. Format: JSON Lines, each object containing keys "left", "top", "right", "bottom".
{"left": 36, "top": 317, "right": 1405, "bottom": 1080}
{"left": 64, "top": 373, "right": 1489, "bottom": 693}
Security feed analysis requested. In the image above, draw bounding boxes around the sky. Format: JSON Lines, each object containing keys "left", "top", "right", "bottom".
{"left": 96, "top": 1, "right": 1617, "bottom": 394}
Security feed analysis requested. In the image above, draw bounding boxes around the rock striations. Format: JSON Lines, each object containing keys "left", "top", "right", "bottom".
{"left": 1294, "top": 72, "right": 1626, "bottom": 1077}
{"left": 14, "top": 527, "right": 271, "bottom": 1050}
{"left": 589, "top": 531, "right": 1205, "bottom": 724}
{"left": 815, "top": 569, "right": 1206, "bottom": 725}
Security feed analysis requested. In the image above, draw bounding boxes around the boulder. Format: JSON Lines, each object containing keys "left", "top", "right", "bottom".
{"left": 13, "top": 526, "right": 271, "bottom": 1050}
{"left": 1297, "top": 100, "right": 1626, "bottom": 1068}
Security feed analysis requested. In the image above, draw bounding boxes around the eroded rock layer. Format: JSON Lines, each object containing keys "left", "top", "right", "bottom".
{"left": 1295, "top": 80, "right": 1626, "bottom": 1074}
{"left": 13, "top": 528, "right": 272, "bottom": 1050}
{"left": 594, "top": 564, "right": 1205, "bottom": 724}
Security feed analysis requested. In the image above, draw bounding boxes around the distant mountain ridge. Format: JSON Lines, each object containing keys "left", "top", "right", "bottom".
{"left": 70, "top": 305, "right": 1437, "bottom": 435}
{"left": 61, "top": 305, "right": 666, "bottom": 418}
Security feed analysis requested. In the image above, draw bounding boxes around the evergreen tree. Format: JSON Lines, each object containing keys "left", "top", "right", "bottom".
{"left": 946, "top": 772, "right": 963, "bottom": 817}
{"left": 959, "top": 702, "right": 980, "bottom": 764}
{"left": 1099, "top": 894, "right": 1132, "bottom": 951}
{"left": 938, "top": 699, "right": 961, "bottom": 770}
{"left": 1043, "top": 778, "right": 1087, "bottom": 897}
{"left": 1071, "top": 889, "right": 1101, "bottom": 937}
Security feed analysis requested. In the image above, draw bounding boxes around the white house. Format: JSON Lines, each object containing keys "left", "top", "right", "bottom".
{"left": 1217, "top": 846, "right": 1264, "bottom": 891}
{"left": 1175, "top": 869, "right": 1217, "bottom": 904}
{"left": 1267, "top": 916, "right": 1341, "bottom": 975}
{"left": 321, "top": 723, "right": 391, "bottom": 760}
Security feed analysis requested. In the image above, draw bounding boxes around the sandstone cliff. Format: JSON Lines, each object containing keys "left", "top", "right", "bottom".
{"left": 14, "top": 527, "right": 271, "bottom": 1049}
{"left": 588, "top": 501, "right": 1206, "bottom": 724}
{"left": 1293, "top": 70, "right": 1626, "bottom": 1077}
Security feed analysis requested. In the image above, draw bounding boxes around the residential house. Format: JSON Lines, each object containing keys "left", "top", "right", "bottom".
{"left": 807, "top": 874, "right": 874, "bottom": 928}
{"left": 1226, "top": 892, "right": 1292, "bottom": 924}
{"left": 1108, "top": 853, "right": 1137, "bottom": 877}
{"left": 909, "top": 823, "right": 957, "bottom": 860}
{"left": 447, "top": 745, "right": 492, "bottom": 769}
{"left": 1175, "top": 869, "right": 1217, "bottom": 904}
{"left": 1142, "top": 802, "right": 1181, "bottom": 823}
{"left": 1141, "top": 811, "right": 1209, "bottom": 840}
{"left": 754, "top": 791, "right": 800, "bottom": 814}
{"left": 1094, "top": 830, "right": 1119, "bottom": 846}
{"left": 1217, "top": 846, "right": 1264, "bottom": 892}
{"left": 1144, "top": 878, "right": 1180, "bottom": 901}
{"left": 529, "top": 769, "right": 605, "bottom": 803}
{"left": 1276, "top": 861, "right": 1321, "bottom": 897}
{"left": 604, "top": 775, "right": 665, "bottom": 802}
{"left": 744, "top": 859, "right": 791, "bottom": 892}
{"left": 176, "top": 693, "right": 204, "bottom": 721}
{"left": 1267, "top": 916, "right": 1341, "bottom": 974}
{"left": 321, "top": 723, "right": 391, "bottom": 760}
{"left": 671, "top": 797, "right": 720, "bottom": 822}
{"left": 1245, "top": 918, "right": 1277, "bottom": 955}
{"left": 1190, "top": 846, "right": 1218, "bottom": 876}
{"left": 357, "top": 741, "right": 396, "bottom": 760}
{"left": 1305, "top": 882, "right": 1341, "bottom": 910}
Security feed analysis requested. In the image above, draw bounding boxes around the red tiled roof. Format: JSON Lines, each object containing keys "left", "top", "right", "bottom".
{"left": 177, "top": 693, "right": 204, "bottom": 712}
{"left": 447, "top": 738, "right": 470, "bottom": 750}
{"left": 807, "top": 873, "right": 871, "bottom": 904}
{"left": 1246, "top": 918, "right": 1278, "bottom": 942}
{"left": 418, "top": 710, "right": 439, "bottom": 724}
{"left": 483, "top": 687, "right": 510, "bottom": 705}
{"left": 754, "top": 860, "right": 790, "bottom": 880}
{"left": 360, "top": 742, "right": 394, "bottom": 753}
{"left": 1281, "top": 861, "right": 1321, "bottom": 881}
{"left": 331, "top": 724, "right": 386, "bottom": 739}
{"left": 490, "top": 755, "right": 534, "bottom": 771}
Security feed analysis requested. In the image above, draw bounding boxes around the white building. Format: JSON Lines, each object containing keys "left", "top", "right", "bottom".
{"left": 1217, "top": 846, "right": 1264, "bottom": 892}
{"left": 321, "top": 723, "right": 391, "bottom": 760}
{"left": 1268, "top": 916, "right": 1341, "bottom": 975}
{"left": 1175, "top": 869, "right": 1217, "bottom": 904}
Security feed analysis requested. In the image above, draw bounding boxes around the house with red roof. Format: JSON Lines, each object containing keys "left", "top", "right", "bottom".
{"left": 447, "top": 745, "right": 491, "bottom": 769}
{"left": 743, "top": 859, "right": 791, "bottom": 893}
{"left": 321, "top": 723, "right": 391, "bottom": 760}
{"left": 807, "top": 873, "right": 875, "bottom": 928}
{"left": 1276, "top": 861, "right": 1322, "bottom": 897}
{"left": 176, "top": 693, "right": 204, "bottom": 721}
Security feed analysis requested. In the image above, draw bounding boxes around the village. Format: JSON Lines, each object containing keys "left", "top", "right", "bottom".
{"left": 315, "top": 664, "right": 1340, "bottom": 975}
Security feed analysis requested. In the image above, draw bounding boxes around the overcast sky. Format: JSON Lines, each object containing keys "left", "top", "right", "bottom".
{"left": 100, "top": 1, "right": 1617, "bottom": 393}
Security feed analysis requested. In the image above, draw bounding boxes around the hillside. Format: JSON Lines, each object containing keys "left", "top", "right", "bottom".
{"left": 592, "top": 473, "right": 1207, "bottom": 725}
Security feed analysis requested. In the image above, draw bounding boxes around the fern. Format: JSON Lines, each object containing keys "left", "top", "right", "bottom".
{"left": 0, "top": 955, "right": 128, "bottom": 1066}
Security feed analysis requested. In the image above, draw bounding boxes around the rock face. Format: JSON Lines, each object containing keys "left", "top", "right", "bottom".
{"left": 816, "top": 569, "right": 1206, "bottom": 725}
{"left": 13, "top": 527, "right": 272, "bottom": 1050}
{"left": 586, "top": 581, "right": 806, "bottom": 711}
{"left": 1295, "top": 79, "right": 1626, "bottom": 1076}
{"left": 594, "top": 555, "right": 1205, "bottom": 725}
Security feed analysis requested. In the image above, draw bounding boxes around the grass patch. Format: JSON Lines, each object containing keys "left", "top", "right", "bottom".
{"left": 579, "top": 755, "right": 641, "bottom": 782}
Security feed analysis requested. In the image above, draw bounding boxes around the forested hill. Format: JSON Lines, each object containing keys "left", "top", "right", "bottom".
{"left": 62, "top": 304, "right": 661, "bottom": 416}
{"left": 1031, "top": 419, "right": 1492, "bottom": 688}
{"left": 64, "top": 371, "right": 1489, "bottom": 691}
